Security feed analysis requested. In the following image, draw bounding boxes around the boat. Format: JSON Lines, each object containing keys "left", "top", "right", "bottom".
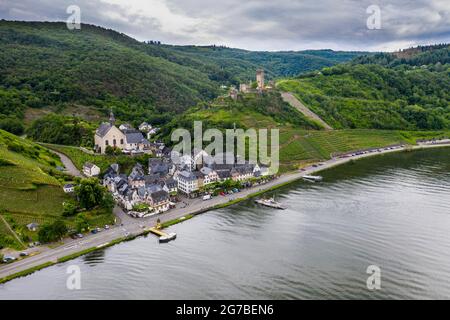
{"left": 302, "top": 175, "right": 323, "bottom": 182}
{"left": 255, "top": 197, "right": 286, "bottom": 210}
{"left": 159, "top": 232, "right": 177, "bottom": 243}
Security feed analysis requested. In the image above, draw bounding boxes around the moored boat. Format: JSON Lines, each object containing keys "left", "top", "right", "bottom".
{"left": 255, "top": 197, "right": 286, "bottom": 210}
{"left": 302, "top": 175, "right": 323, "bottom": 182}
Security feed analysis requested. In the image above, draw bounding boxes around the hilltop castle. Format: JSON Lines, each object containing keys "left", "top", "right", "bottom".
{"left": 237, "top": 69, "right": 267, "bottom": 96}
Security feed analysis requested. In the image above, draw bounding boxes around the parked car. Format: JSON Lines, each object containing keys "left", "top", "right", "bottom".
{"left": 76, "top": 233, "right": 84, "bottom": 238}
{"left": 91, "top": 229, "right": 98, "bottom": 234}
{"left": 19, "top": 252, "right": 28, "bottom": 257}
{"left": 203, "top": 194, "right": 212, "bottom": 201}
{"left": 3, "top": 256, "right": 16, "bottom": 263}
{"left": 104, "top": 225, "right": 110, "bottom": 230}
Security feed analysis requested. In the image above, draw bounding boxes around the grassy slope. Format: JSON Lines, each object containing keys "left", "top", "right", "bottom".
{"left": 0, "top": 130, "right": 113, "bottom": 249}
{"left": 166, "top": 92, "right": 449, "bottom": 172}
{"left": 0, "top": 129, "right": 70, "bottom": 248}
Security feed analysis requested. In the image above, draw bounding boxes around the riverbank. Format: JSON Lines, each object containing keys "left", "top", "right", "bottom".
{"left": 1, "top": 142, "right": 449, "bottom": 284}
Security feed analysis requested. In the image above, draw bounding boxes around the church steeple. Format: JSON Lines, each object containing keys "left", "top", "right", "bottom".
{"left": 109, "top": 108, "right": 115, "bottom": 126}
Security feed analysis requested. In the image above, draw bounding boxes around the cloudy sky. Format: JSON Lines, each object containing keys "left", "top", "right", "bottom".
{"left": 1, "top": 0, "right": 449, "bottom": 51}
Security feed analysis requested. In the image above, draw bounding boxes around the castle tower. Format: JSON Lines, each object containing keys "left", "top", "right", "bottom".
{"left": 256, "top": 69, "right": 265, "bottom": 90}
{"left": 109, "top": 108, "right": 115, "bottom": 125}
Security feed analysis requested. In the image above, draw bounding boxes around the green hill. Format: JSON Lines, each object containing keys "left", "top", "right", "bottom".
{"left": 0, "top": 20, "right": 363, "bottom": 133}
{"left": 0, "top": 130, "right": 112, "bottom": 249}
{"left": 277, "top": 45, "right": 450, "bottom": 130}
{"left": 165, "top": 45, "right": 365, "bottom": 81}
{"left": 160, "top": 91, "right": 449, "bottom": 172}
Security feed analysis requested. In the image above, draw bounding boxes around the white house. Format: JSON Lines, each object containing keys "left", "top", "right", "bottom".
{"left": 139, "top": 122, "right": 152, "bottom": 132}
{"left": 200, "top": 167, "right": 218, "bottom": 185}
{"left": 63, "top": 184, "right": 75, "bottom": 193}
{"left": 176, "top": 170, "right": 201, "bottom": 195}
{"left": 83, "top": 163, "right": 101, "bottom": 177}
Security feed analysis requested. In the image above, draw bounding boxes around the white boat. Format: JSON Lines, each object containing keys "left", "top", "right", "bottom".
{"left": 159, "top": 232, "right": 177, "bottom": 243}
{"left": 255, "top": 197, "right": 286, "bottom": 210}
{"left": 302, "top": 175, "right": 323, "bottom": 182}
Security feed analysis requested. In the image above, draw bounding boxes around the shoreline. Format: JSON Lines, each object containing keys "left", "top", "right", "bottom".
{"left": 1, "top": 142, "right": 449, "bottom": 284}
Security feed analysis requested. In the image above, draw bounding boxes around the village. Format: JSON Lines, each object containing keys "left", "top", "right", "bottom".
{"left": 62, "top": 70, "right": 275, "bottom": 219}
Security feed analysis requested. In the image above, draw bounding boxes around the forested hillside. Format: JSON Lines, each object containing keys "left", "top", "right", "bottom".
{"left": 278, "top": 45, "right": 450, "bottom": 130}
{"left": 166, "top": 45, "right": 364, "bottom": 81}
{"left": 0, "top": 20, "right": 361, "bottom": 135}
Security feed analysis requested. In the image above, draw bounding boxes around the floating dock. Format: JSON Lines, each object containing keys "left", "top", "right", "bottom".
{"left": 148, "top": 227, "right": 177, "bottom": 243}
{"left": 302, "top": 175, "right": 323, "bottom": 182}
{"left": 255, "top": 198, "right": 286, "bottom": 210}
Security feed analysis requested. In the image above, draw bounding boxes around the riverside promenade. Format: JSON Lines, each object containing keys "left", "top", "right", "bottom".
{"left": 1, "top": 141, "right": 449, "bottom": 282}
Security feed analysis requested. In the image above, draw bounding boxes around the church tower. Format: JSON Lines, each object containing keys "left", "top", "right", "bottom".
{"left": 109, "top": 108, "right": 115, "bottom": 126}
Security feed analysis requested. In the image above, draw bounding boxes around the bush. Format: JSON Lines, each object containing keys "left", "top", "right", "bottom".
{"left": 62, "top": 201, "right": 78, "bottom": 217}
{"left": 38, "top": 220, "right": 68, "bottom": 243}
{"left": 0, "top": 117, "right": 24, "bottom": 135}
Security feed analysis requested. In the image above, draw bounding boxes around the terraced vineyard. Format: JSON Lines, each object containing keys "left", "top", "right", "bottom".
{"left": 0, "top": 130, "right": 72, "bottom": 248}
{"left": 278, "top": 129, "right": 449, "bottom": 171}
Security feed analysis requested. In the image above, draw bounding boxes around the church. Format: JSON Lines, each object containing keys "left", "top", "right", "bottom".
{"left": 94, "top": 110, "right": 151, "bottom": 154}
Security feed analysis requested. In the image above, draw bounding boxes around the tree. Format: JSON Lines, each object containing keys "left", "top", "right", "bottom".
{"left": 0, "top": 117, "right": 24, "bottom": 135}
{"left": 105, "top": 145, "right": 115, "bottom": 155}
{"left": 75, "top": 178, "right": 105, "bottom": 209}
{"left": 75, "top": 213, "right": 90, "bottom": 233}
{"left": 62, "top": 200, "right": 78, "bottom": 217}
{"left": 38, "top": 220, "right": 68, "bottom": 243}
{"left": 101, "top": 192, "right": 115, "bottom": 213}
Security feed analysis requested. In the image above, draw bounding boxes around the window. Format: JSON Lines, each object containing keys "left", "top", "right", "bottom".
{"left": 113, "top": 139, "right": 117, "bottom": 146}
{"left": 105, "top": 140, "right": 109, "bottom": 146}
{"left": 120, "top": 139, "right": 124, "bottom": 144}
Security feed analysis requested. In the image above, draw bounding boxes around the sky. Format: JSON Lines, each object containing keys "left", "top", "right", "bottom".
{"left": 0, "top": 0, "right": 449, "bottom": 52}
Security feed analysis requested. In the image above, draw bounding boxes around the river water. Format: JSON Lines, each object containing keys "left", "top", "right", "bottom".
{"left": 1, "top": 148, "right": 450, "bottom": 299}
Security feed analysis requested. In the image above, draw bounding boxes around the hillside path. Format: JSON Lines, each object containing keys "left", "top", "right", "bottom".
{"left": 50, "top": 150, "right": 83, "bottom": 177}
{"left": 281, "top": 92, "right": 333, "bottom": 130}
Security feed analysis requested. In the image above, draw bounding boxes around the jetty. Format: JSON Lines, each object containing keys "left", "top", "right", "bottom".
{"left": 148, "top": 227, "right": 177, "bottom": 243}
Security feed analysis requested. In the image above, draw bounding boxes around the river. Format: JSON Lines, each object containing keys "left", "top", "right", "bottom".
{"left": 1, "top": 147, "right": 450, "bottom": 299}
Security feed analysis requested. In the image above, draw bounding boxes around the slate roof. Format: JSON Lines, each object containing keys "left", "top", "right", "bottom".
{"left": 163, "top": 177, "right": 177, "bottom": 188}
{"left": 177, "top": 170, "right": 199, "bottom": 181}
{"left": 150, "top": 190, "right": 169, "bottom": 203}
{"left": 216, "top": 169, "right": 232, "bottom": 179}
{"left": 125, "top": 131, "right": 145, "bottom": 144}
{"left": 96, "top": 123, "right": 112, "bottom": 138}
{"left": 144, "top": 174, "right": 160, "bottom": 185}
{"left": 83, "top": 162, "right": 97, "bottom": 169}
{"left": 147, "top": 184, "right": 163, "bottom": 194}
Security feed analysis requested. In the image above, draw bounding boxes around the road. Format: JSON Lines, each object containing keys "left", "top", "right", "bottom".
{"left": 1, "top": 141, "right": 449, "bottom": 280}
{"left": 50, "top": 149, "right": 83, "bottom": 177}
{"left": 281, "top": 92, "right": 333, "bottom": 130}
